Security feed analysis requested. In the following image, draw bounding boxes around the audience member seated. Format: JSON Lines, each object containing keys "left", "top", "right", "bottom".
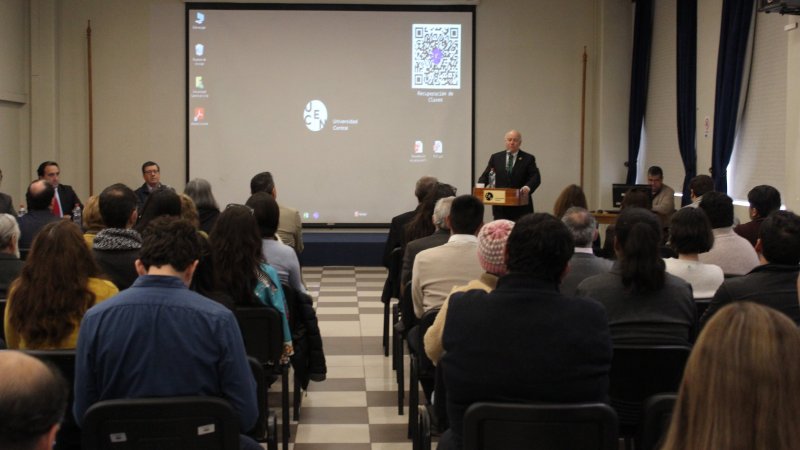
{"left": 424, "top": 219, "right": 514, "bottom": 365}
{"left": 246, "top": 192, "right": 306, "bottom": 293}
{"left": 665, "top": 208, "right": 724, "bottom": 299}
{"left": 0, "top": 168, "right": 16, "bottom": 216}
{"left": 4, "top": 220, "right": 118, "bottom": 349}
{"left": 560, "top": 207, "right": 612, "bottom": 296}
{"left": 599, "top": 187, "right": 651, "bottom": 259}
{"left": 438, "top": 213, "right": 612, "bottom": 450}
{"left": 134, "top": 188, "right": 181, "bottom": 234}
{"left": 250, "top": 171, "right": 304, "bottom": 253}
{"left": 403, "top": 182, "right": 457, "bottom": 250}
{"left": 189, "top": 234, "right": 235, "bottom": 311}
{"left": 698, "top": 191, "right": 759, "bottom": 276}
{"left": 93, "top": 184, "right": 142, "bottom": 290}
{"left": 179, "top": 193, "right": 201, "bottom": 231}
{"left": 37, "top": 161, "right": 82, "bottom": 219}
{"left": 16, "top": 180, "right": 59, "bottom": 252}
{"left": 411, "top": 194, "right": 484, "bottom": 318}
{"left": 382, "top": 175, "right": 438, "bottom": 267}
{"left": 553, "top": 184, "right": 600, "bottom": 253}
{"left": 210, "top": 205, "right": 293, "bottom": 362}
{"left": 700, "top": 210, "right": 800, "bottom": 327}
{"left": 72, "top": 217, "right": 261, "bottom": 450}
{"left": 81, "top": 195, "right": 105, "bottom": 246}
{"left": 577, "top": 208, "right": 696, "bottom": 346}
{"left": 401, "top": 196, "right": 454, "bottom": 289}
{"left": 661, "top": 302, "right": 800, "bottom": 450}
{"left": 648, "top": 165, "right": 676, "bottom": 227}
{"left": 184, "top": 178, "right": 221, "bottom": 234}
{"left": 0, "top": 350, "right": 69, "bottom": 450}
{"left": 134, "top": 161, "right": 171, "bottom": 213}
{"left": 683, "top": 174, "right": 714, "bottom": 208}
{"left": 734, "top": 184, "right": 781, "bottom": 247}
{"left": 0, "top": 214, "right": 23, "bottom": 298}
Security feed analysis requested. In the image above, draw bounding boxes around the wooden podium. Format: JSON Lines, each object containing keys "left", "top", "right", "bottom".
{"left": 472, "top": 187, "right": 529, "bottom": 206}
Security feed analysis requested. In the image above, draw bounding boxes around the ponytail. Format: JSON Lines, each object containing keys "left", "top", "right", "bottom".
{"left": 616, "top": 208, "right": 665, "bottom": 293}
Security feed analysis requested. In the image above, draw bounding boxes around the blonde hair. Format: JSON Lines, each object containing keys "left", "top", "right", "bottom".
{"left": 661, "top": 302, "right": 800, "bottom": 450}
{"left": 82, "top": 195, "right": 105, "bottom": 234}
{"left": 179, "top": 193, "right": 200, "bottom": 229}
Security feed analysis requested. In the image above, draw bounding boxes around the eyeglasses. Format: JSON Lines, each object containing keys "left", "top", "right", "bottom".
{"left": 226, "top": 203, "right": 254, "bottom": 215}
{"left": 143, "top": 170, "right": 160, "bottom": 175}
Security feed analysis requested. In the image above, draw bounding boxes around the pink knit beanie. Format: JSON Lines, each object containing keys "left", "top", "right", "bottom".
{"left": 477, "top": 219, "right": 514, "bottom": 276}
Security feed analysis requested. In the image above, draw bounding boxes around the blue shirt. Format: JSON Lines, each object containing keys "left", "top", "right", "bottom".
{"left": 73, "top": 275, "right": 258, "bottom": 432}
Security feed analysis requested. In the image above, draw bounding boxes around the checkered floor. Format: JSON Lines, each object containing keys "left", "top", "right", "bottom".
{"left": 267, "top": 266, "right": 412, "bottom": 450}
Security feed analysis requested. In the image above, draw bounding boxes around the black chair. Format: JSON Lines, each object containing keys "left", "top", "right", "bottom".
{"left": 0, "top": 298, "right": 6, "bottom": 344}
{"left": 609, "top": 345, "right": 690, "bottom": 448}
{"left": 81, "top": 396, "right": 239, "bottom": 450}
{"left": 247, "top": 356, "right": 278, "bottom": 450}
{"left": 382, "top": 247, "right": 403, "bottom": 356}
{"left": 639, "top": 393, "right": 677, "bottom": 450}
{"left": 234, "top": 306, "right": 291, "bottom": 450}
{"left": 409, "top": 307, "right": 440, "bottom": 446}
{"left": 25, "top": 349, "right": 80, "bottom": 450}
{"left": 418, "top": 404, "right": 433, "bottom": 450}
{"left": 392, "top": 279, "right": 416, "bottom": 415}
{"left": 695, "top": 298, "right": 712, "bottom": 319}
{"left": 462, "top": 402, "right": 619, "bottom": 450}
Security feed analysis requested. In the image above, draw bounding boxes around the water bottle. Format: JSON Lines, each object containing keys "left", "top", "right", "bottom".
{"left": 72, "top": 204, "right": 82, "bottom": 228}
{"left": 488, "top": 170, "right": 496, "bottom": 188}
{"left": 18, "top": 204, "right": 26, "bottom": 217}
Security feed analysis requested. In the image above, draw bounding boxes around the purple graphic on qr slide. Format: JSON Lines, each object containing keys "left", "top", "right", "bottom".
{"left": 431, "top": 48, "right": 443, "bottom": 65}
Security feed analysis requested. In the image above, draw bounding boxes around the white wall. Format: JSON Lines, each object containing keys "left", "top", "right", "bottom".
{"left": 15, "top": 1, "right": 800, "bottom": 219}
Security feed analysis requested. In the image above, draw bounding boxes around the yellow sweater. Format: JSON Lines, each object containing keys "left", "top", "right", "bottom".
{"left": 3, "top": 277, "right": 118, "bottom": 349}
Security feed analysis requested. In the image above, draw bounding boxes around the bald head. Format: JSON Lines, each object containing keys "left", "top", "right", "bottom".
{"left": 25, "top": 180, "right": 55, "bottom": 212}
{"left": 504, "top": 129, "right": 522, "bottom": 153}
{"left": 0, "top": 351, "right": 68, "bottom": 450}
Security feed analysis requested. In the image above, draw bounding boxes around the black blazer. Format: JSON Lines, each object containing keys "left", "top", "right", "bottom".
{"left": 55, "top": 184, "right": 82, "bottom": 218}
{"left": 0, "top": 192, "right": 16, "bottom": 216}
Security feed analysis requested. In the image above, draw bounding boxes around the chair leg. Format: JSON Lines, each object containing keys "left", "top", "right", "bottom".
{"left": 293, "top": 372, "right": 302, "bottom": 422}
{"left": 396, "top": 332, "right": 405, "bottom": 415}
{"left": 383, "top": 298, "right": 390, "bottom": 357}
{"left": 281, "top": 365, "right": 290, "bottom": 450}
{"left": 409, "top": 354, "right": 419, "bottom": 441}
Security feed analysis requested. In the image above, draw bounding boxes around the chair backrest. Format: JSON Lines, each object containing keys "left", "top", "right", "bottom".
{"left": 246, "top": 356, "right": 268, "bottom": 441}
{"left": 608, "top": 345, "right": 690, "bottom": 425}
{"left": 695, "top": 298, "right": 712, "bottom": 319}
{"left": 234, "top": 306, "right": 283, "bottom": 367}
{"left": 25, "top": 349, "right": 80, "bottom": 449}
{"left": 463, "top": 402, "right": 619, "bottom": 450}
{"left": 81, "top": 396, "right": 240, "bottom": 450}
{"left": 0, "top": 298, "right": 6, "bottom": 341}
{"left": 400, "top": 279, "right": 417, "bottom": 329}
{"left": 640, "top": 393, "right": 677, "bottom": 450}
{"left": 415, "top": 307, "right": 440, "bottom": 378}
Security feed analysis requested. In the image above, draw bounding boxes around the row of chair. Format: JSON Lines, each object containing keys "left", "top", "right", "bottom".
{"left": 417, "top": 394, "right": 677, "bottom": 450}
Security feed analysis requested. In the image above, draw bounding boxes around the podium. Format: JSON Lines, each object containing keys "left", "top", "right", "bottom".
{"left": 472, "top": 187, "right": 530, "bottom": 206}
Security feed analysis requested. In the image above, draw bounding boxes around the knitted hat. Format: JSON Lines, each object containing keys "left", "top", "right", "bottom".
{"left": 477, "top": 219, "right": 514, "bottom": 276}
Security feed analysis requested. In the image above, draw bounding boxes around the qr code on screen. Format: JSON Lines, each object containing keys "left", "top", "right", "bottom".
{"left": 412, "top": 24, "right": 461, "bottom": 89}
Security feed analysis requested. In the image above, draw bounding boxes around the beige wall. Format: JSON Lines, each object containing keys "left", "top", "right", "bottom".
{"left": 4, "top": 0, "right": 797, "bottom": 218}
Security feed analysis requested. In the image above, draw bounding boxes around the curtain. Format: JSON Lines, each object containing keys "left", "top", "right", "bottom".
{"left": 711, "top": 0, "right": 756, "bottom": 193}
{"left": 676, "top": 0, "right": 697, "bottom": 206}
{"left": 626, "top": 0, "right": 655, "bottom": 184}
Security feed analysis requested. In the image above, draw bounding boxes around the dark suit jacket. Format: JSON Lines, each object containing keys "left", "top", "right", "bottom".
{"left": 439, "top": 273, "right": 612, "bottom": 450}
{"left": 561, "top": 252, "right": 613, "bottom": 296}
{"left": 0, "top": 192, "right": 16, "bottom": 216}
{"left": 55, "top": 184, "right": 82, "bottom": 218}
{"left": 16, "top": 210, "right": 59, "bottom": 250}
{"left": 700, "top": 263, "right": 800, "bottom": 328}
{"left": 478, "top": 150, "right": 541, "bottom": 220}
{"left": 383, "top": 209, "right": 416, "bottom": 268}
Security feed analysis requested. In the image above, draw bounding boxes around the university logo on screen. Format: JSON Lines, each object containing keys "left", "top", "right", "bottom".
{"left": 303, "top": 100, "right": 328, "bottom": 132}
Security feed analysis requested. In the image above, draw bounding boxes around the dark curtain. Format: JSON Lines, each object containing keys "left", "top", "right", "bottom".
{"left": 711, "top": 0, "right": 755, "bottom": 192}
{"left": 626, "top": 0, "right": 654, "bottom": 184}
{"left": 677, "top": 0, "right": 697, "bottom": 206}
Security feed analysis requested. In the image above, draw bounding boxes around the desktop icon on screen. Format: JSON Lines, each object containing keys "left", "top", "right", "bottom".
{"left": 195, "top": 12, "right": 205, "bottom": 25}
{"left": 414, "top": 141, "right": 423, "bottom": 154}
{"left": 195, "top": 43, "right": 205, "bottom": 57}
{"left": 193, "top": 107, "right": 205, "bottom": 123}
{"left": 433, "top": 140, "right": 443, "bottom": 154}
{"left": 195, "top": 76, "right": 204, "bottom": 89}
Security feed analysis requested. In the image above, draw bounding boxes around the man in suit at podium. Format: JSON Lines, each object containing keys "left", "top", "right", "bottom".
{"left": 477, "top": 130, "right": 541, "bottom": 221}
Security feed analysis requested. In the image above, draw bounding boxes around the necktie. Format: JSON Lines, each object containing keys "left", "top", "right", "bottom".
{"left": 506, "top": 152, "right": 514, "bottom": 174}
{"left": 51, "top": 196, "right": 62, "bottom": 217}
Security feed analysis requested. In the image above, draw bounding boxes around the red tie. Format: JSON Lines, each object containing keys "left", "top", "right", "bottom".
{"left": 52, "top": 197, "right": 62, "bottom": 217}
